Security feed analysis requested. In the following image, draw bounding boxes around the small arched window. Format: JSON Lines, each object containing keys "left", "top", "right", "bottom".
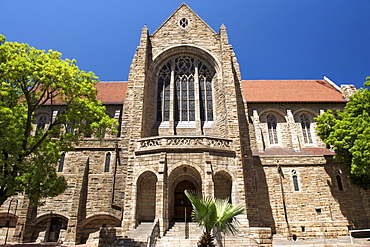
{"left": 104, "top": 153, "right": 111, "bottom": 172}
{"left": 336, "top": 170, "right": 344, "bottom": 191}
{"left": 292, "top": 170, "right": 300, "bottom": 191}
{"left": 300, "top": 113, "right": 313, "bottom": 144}
{"left": 36, "top": 115, "right": 47, "bottom": 132}
{"left": 58, "top": 153, "right": 65, "bottom": 172}
{"left": 267, "top": 114, "right": 278, "bottom": 144}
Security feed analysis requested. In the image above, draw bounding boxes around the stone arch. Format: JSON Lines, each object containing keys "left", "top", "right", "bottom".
{"left": 293, "top": 109, "right": 317, "bottom": 145}
{"left": 33, "top": 112, "right": 51, "bottom": 133}
{"left": 259, "top": 109, "right": 286, "bottom": 123}
{"left": 142, "top": 45, "right": 227, "bottom": 137}
{"left": 31, "top": 213, "right": 69, "bottom": 243}
{"left": 0, "top": 212, "right": 18, "bottom": 228}
{"left": 167, "top": 161, "right": 204, "bottom": 179}
{"left": 213, "top": 171, "right": 232, "bottom": 203}
{"left": 136, "top": 171, "right": 158, "bottom": 223}
{"left": 168, "top": 164, "right": 202, "bottom": 221}
{"left": 151, "top": 45, "right": 221, "bottom": 74}
{"left": 293, "top": 109, "right": 318, "bottom": 121}
{"left": 79, "top": 214, "right": 121, "bottom": 244}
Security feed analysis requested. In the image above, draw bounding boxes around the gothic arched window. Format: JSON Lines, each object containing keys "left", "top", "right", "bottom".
{"left": 156, "top": 56, "right": 215, "bottom": 127}
{"left": 300, "top": 113, "right": 313, "bottom": 144}
{"left": 58, "top": 153, "right": 65, "bottom": 172}
{"left": 36, "top": 115, "right": 47, "bottom": 132}
{"left": 104, "top": 152, "right": 111, "bottom": 172}
{"left": 267, "top": 114, "right": 278, "bottom": 144}
{"left": 292, "top": 170, "right": 300, "bottom": 191}
{"left": 336, "top": 170, "right": 344, "bottom": 191}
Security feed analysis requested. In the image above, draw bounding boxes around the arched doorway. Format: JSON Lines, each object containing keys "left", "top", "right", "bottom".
{"left": 48, "top": 217, "right": 65, "bottom": 242}
{"left": 174, "top": 180, "right": 196, "bottom": 222}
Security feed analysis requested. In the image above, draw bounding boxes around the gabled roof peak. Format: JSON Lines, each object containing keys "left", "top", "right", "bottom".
{"left": 152, "top": 3, "right": 216, "bottom": 35}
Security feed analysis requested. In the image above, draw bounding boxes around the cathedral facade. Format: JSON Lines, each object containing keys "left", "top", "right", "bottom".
{"left": 1, "top": 4, "right": 369, "bottom": 245}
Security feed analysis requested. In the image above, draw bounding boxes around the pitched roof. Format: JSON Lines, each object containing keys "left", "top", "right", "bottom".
{"left": 82, "top": 79, "right": 347, "bottom": 105}
{"left": 95, "top": 81, "right": 127, "bottom": 104}
{"left": 242, "top": 80, "right": 346, "bottom": 103}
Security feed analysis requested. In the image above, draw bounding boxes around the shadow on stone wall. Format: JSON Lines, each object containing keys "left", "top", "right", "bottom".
{"left": 253, "top": 157, "right": 276, "bottom": 233}
{"left": 324, "top": 156, "right": 370, "bottom": 230}
{"left": 232, "top": 60, "right": 274, "bottom": 230}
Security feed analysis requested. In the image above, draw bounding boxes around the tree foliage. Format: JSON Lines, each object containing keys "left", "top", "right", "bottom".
{"left": 0, "top": 35, "right": 117, "bottom": 206}
{"left": 316, "top": 77, "right": 370, "bottom": 189}
{"left": 185, "top": 190, "right": 244, "bottom": 247}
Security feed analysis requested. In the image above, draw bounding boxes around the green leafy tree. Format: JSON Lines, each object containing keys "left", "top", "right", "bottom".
{"left": 185, "top": 190, "right": 244, "bottom": 247}
{"left": 316, "top": 77, "right": 370, "bottom": 189}
{"left": 0, "top": 35, "right": 117, "bottom": 206}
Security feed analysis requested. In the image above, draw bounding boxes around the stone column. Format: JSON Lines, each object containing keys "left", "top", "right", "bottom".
{"left": 169, "top": 60, "right": 175, "bottom": 135}
{"left": 194, "top": 60, "right": 202, "bottom": 135}
{"left": 156, "top": 152, "right": 169, "bottom": 237}
{"left": 203, "top": 152, "right": 214, "bottom": 198}
{"left": 252, "top": 110, "right": 265, "bottom": 152}
{"left": 12, "top": 196, "right": 37, "bottom": 243}
{"left": 286, "top": 110, "right": 301, "bottom": 151}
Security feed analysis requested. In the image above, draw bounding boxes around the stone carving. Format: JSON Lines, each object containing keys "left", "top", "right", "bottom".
{"left": 138, "top": 137, "right": 231, "bottom": 151}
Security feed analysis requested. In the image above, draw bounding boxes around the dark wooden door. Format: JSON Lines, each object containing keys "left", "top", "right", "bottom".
{"left": 48, "top": 217, "right": 63, "bottom": 242}
{"left": 174, "top": 180, "right": 196, "bottom": 221}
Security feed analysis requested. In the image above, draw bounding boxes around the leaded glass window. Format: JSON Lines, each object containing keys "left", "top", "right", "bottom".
{"left": 267, "top": 114, "right": 278, "bottom": 144}
{"left": 199, "top": 63, "right": 213, "bottom": 121}
{"left": 300, "top": 113, "right": 313, "bottom": 144}
{"left": 157, "top": 62, "right": 171, "bottom": 121}
{"left": 156, "top": 55, "right": 214, "bottom": 125}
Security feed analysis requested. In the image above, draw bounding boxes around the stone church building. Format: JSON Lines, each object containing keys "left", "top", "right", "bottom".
{"left": 1, "top": 3, "right": 369, "bottom": 246}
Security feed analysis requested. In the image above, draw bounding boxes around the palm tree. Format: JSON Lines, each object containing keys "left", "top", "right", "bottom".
{"left": 185, "top": 190, "right": 245, "bottom": 247}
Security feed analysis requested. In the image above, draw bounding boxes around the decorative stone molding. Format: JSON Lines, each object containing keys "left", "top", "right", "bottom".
{"left": 136, "top": 136, "right": 233, "bottom": 154}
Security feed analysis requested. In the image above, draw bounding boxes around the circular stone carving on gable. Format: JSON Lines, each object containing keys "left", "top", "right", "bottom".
{"left": 179, "top": 17, "right": 189, "bottom": 29}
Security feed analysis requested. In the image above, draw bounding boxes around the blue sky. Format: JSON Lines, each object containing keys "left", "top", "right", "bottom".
{"left": 1, "top": 0, "right": 369, "bottom": 89}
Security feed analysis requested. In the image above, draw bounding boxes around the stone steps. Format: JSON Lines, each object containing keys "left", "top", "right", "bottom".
{"left": 156, "top": 222, "right": 201, "bottom": 247}
{"left": 156, "top": 222, "right": 258, "bottom": 247}
{"left": 110, "top": 222, "right": 155, "bottom": 247}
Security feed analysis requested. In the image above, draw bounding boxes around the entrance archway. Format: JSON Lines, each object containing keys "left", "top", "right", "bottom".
{"left": 48, "top": 217, "right": 64, "bottom": 242}
{"left": 174, "top": 180, "right": 196, "bottom": 221}
{"left": 168, "top": 165, "right": 202, "bottom": 222}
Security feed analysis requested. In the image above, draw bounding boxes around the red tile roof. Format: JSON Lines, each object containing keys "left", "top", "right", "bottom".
{"left": 48, "top": 79, "right": 346, "bottom": 105}
{"left": 95, "top": 81, "right": 127, "bottom": 104}
{"left": 242, "top": 80, "right": 346, "bottom": 103}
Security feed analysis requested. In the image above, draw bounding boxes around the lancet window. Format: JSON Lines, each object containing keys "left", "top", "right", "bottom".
{"left": 156, "top": 56, "right": 215, "bottom": 125}
{"left": 292, "top": 170, "right": 300, "bottom": 191}
{"left": 267, "top": 114, "right": 278, "bottom": 144}
{"left": 300, "top": 113, "right": 313, "bottom": 144}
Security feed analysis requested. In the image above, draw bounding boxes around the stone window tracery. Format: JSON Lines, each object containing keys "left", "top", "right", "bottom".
{"left": 156, "top": 55, "right": 215, "bottom": 132}
{"left": 267, "top": 114, "right": 278, "bottom": 144}
{"left": 36, "top": 115, "right": 47, "bottom": 132}
{"left": 179, "top": 18, "right": 189, "bottom": 28}
{"left": 300, "top": 113, "right": 313, "bottom": 144}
